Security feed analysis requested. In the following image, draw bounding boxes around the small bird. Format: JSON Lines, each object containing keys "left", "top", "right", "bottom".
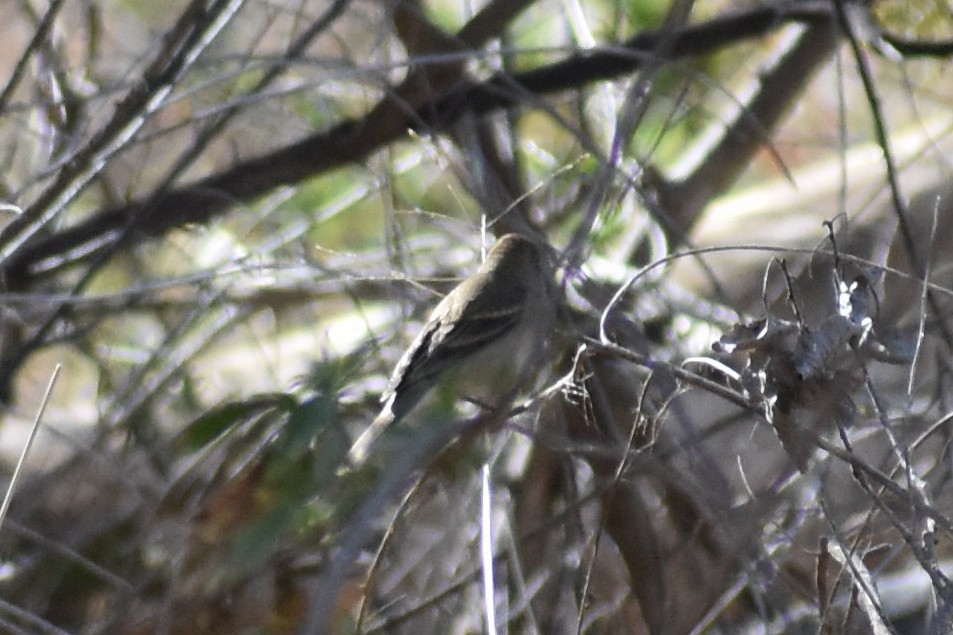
{"left": 348, "top": 233, "right": 555, "bottom": 464}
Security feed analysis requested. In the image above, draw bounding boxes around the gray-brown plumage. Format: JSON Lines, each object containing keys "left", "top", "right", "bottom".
{"left": 348, "top": 233, "right": 554, "bottom": 464}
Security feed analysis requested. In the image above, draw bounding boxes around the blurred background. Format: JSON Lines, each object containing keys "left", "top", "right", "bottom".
{"left": 0, "top": 0, "right": 952, "bottom": 633}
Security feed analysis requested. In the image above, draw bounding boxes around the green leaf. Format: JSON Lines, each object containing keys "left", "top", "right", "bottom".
{"left": 181, "top": 393, "right": 296, "bottom": 449}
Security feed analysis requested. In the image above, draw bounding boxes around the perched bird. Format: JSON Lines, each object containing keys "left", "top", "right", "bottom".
{"left": 348, "top": 233, "right": 555, "bottom": 464}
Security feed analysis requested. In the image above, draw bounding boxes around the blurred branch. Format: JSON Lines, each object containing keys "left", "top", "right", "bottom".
{"left": 156, "top": 0, "right": 352, "bottom": 190}
{"left": 884, "top": 35, "right": 953, "bottom": 56}
{"left": 2, "top": 0, "right": 843, "bottom": 287}
{"left": 0, "top": 0, "right": 67, "bottom": 115}
{"left": 427, "top": 0, "right": 837, "bottom": 121}
{"left": 0, "top": 0, "right": 248, "bottom": 261}
{"left": 656, "top": 20, "right": 838, "bottom": 237}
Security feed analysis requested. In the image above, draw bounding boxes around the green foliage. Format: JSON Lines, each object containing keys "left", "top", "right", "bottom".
{"left": 181, "top": 394, "right": 297, "bottom": 450}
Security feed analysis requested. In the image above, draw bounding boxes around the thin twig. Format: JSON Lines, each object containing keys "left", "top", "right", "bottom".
{"left": 0, "top": 364, "right": 61, "bottom": 534}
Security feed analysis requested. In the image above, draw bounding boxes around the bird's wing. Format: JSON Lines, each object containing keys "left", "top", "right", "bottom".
{"left": 386, "top": 270, "right": 525, "bottom": 399}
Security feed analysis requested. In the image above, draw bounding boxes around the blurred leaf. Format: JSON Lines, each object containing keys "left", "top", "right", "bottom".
{"left": 270, "top": 394, "right": 335, "bottom": 468}
{"left": 266, "top": 391, "right": 350, "bottom": 494}
{"left": 181, "top": 393, "right": 297, "bottom": 450}
{"left": 228, "top": 496, "right": 303, "bottom": 576}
